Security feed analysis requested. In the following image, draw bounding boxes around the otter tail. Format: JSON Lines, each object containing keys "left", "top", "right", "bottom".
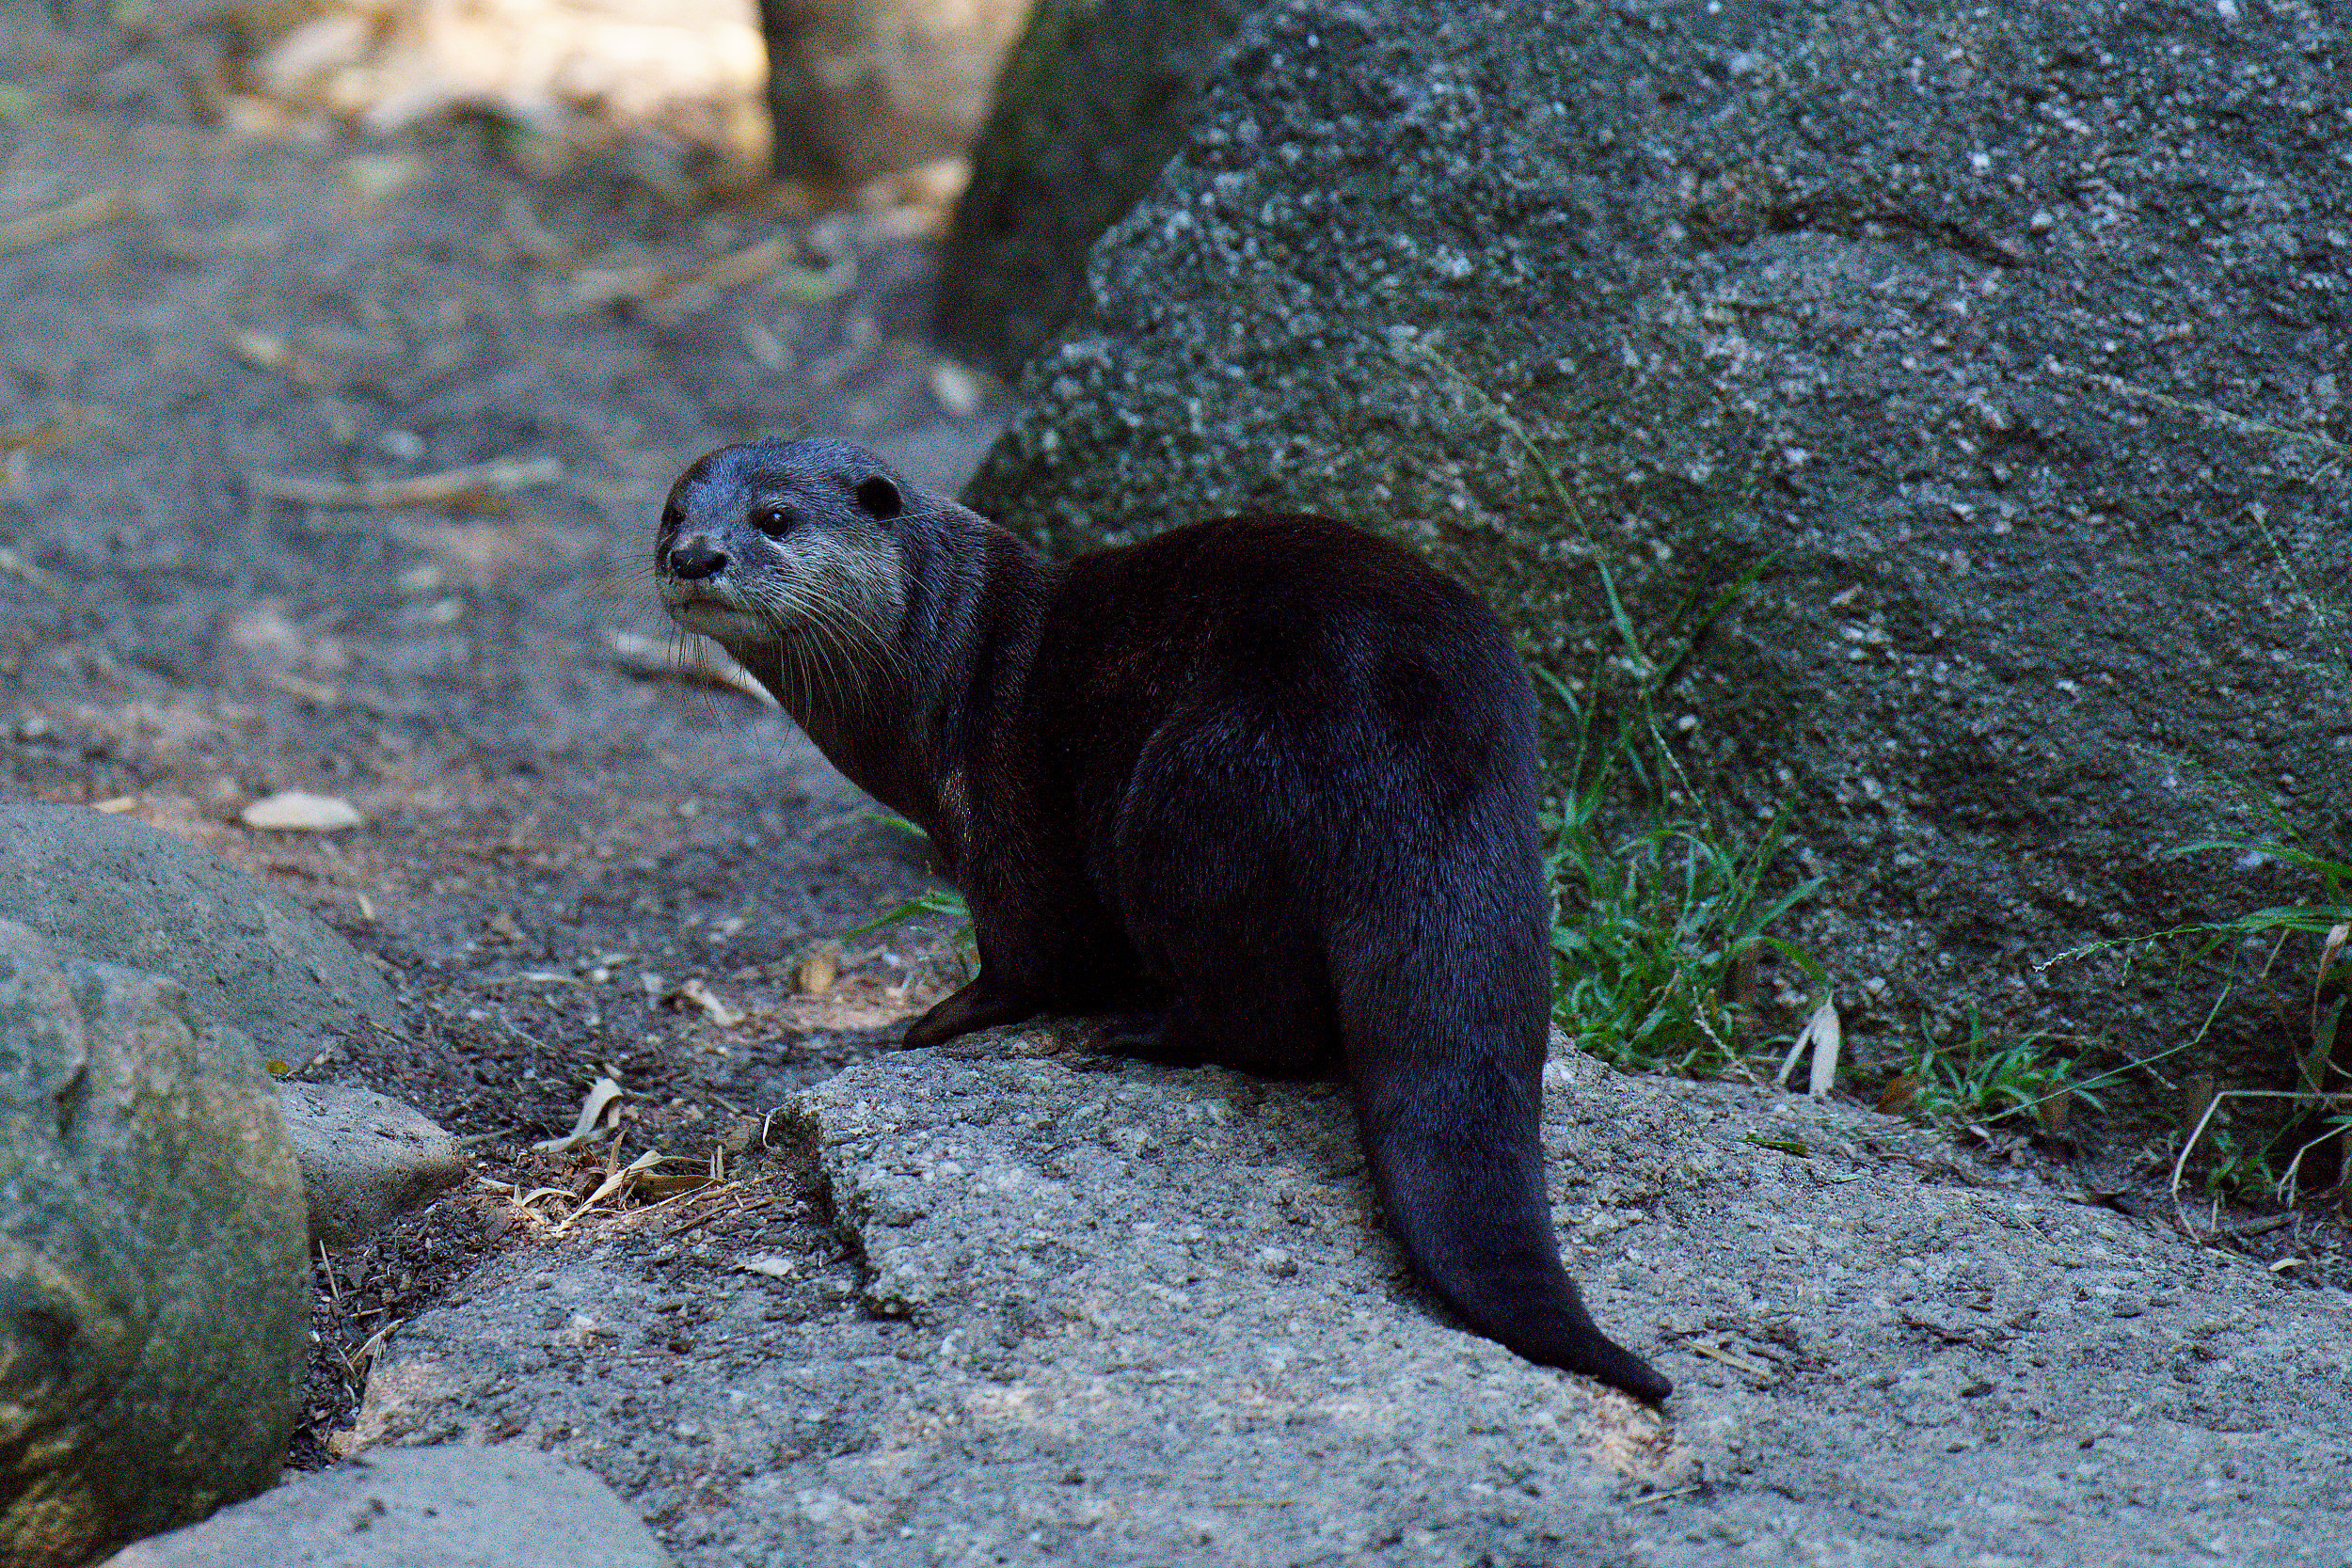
{"left": 1336, "top": 953, "right": 1672, "bottom": 1404}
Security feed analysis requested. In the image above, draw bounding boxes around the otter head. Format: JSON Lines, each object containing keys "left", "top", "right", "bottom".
{"left": 656, "top": 437, "right": 912, "bottom": 709}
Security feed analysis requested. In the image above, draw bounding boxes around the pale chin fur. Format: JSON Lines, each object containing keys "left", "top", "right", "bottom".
{"left": 660, "top": 584, "right": 777, "bottom": 651}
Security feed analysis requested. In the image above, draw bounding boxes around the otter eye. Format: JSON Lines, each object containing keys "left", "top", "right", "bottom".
{"left": 753, "top": 505, "right": 790, "bottom": 537}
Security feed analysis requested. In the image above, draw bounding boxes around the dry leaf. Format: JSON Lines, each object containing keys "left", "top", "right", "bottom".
{"left": 532, "top": 1075, "right": 626, "bottom": 1153}
{"left": 1775, "top": 996, "right": 1841, "bottom": 1096}
{"left": 1687, "top": 1340, "right": 1772, "bottom": 1377}
{"left": 634, "top": 1169, "right": 713, "bottom": 1199}
{"left": 671, "top": 977, "right": 741, "bottom": 1028}
{"left": 796, "top": 941, "right": 842, "bottom": 998}
{"left": 551, "top": 1149, "right": 663, "bottom": 1231}
{"left": 1805, "top": 1001, "right": 1842, "bottom": 1098}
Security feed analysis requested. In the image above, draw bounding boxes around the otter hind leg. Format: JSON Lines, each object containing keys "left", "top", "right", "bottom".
{"left": 1097, "top": 969, "right": 1340, "bottom": 1078}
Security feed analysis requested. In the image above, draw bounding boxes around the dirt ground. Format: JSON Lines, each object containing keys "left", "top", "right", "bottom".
{"left": 0, "top": 6, "right": 991, "bottom": 1468}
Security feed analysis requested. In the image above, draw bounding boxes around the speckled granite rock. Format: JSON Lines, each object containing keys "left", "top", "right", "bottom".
{"left": 936, "top": 0, "right": 1263, "bottom": 374}
{"left": 952, "top": 0, "right": 2352, "bottom": 1057}
{"left": 337, "top": 1029, "right": 2352, "bottom": 1566}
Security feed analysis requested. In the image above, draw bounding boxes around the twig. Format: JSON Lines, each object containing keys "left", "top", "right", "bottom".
{"left": 247, "top": 455, "right": 563, "bottom": 510}
{"left": 0, "top": 546, "right": 59, "bottom": 600}
{"left": 500, "top": 193, "right": 574, "bottom": 266}
{"left": 1686, "top": 1339, "right": 1772, "bottom": 1377}
{"left": 343, "top": 1317, "right": 405, "bottom": 1383}
{"left": 573, "top": 236, "right": 850, "bottom": 324}
{"left": 2168, "top": 1086, "right": 2351, "bottom": 1227}
{"left": 0, "top": 189, "right": 141, "bottom": 254}
{"left": 606, "top": 628, "right": 775, "bottom": 706}
{"left": 2221, "top": 1212, "right": 2296, "bottom": 1239}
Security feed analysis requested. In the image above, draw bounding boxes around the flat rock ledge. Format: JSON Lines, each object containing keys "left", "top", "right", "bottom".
{"left": 347, "top": 1035, "right": 2352, "bottom": 1566}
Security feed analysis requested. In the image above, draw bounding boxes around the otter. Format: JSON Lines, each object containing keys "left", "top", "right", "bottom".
{"left": 656, "top": 436, "right": 1670, "bottom": 1404}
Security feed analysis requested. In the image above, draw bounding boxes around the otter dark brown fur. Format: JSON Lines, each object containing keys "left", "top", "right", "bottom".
{"left": 656, "top": 436, "right": 1670, "bottom": 1403}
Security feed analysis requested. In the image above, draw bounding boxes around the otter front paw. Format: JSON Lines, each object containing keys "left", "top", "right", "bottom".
{"left": 901, "top": 975, "right": 1041, "bottom": 1049}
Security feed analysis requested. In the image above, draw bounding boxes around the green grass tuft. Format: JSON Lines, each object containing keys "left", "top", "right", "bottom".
{"left": 1541, "top": 670, "right": 1821, "bottom": 1076}
{"left": 1884, "top": 1007, "right": 2106, "bottom": 1132}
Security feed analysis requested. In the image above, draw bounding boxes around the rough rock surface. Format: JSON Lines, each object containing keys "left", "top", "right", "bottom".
{"left": 955, "top": 0, "right": 2352, "bottom": 1053}
{"left": 279, "top": 1082, "right": 469, "bottom": 1251}
{"left": 0, "top": 800, "right": 404, "bottom": 1069}
{"left": 342, "top": 1030, "right": 2349, "bottom": 1565}
{"left": 98, "top": 1446, "right": 675, "bottom": 1568}
{"left": 0, "top": 919, "right": 309, "bottom": 1568}
{"left": 936, "top": 0, "right": 1263, "bottom": 374}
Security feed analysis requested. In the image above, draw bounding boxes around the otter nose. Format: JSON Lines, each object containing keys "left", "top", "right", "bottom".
{"left": 667, "top": 538, "right": 727, "bottom": 580}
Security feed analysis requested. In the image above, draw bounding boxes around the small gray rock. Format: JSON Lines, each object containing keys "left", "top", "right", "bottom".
{"left": 0, "top": 919, "right": 308, "bottom": 1568}
{"left": 0, "top": 800, "right": 402, "bottom": 1068}
{"left": 278, "top": 1083, "right": 468, "bottom": 1251}
{"left": 96, "top": 1446, "right": 675, "bottom": 1568}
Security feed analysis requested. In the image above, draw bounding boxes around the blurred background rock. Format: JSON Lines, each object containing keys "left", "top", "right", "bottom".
{"left": 134, "top": 0, "right": 1031, "bottom": 211}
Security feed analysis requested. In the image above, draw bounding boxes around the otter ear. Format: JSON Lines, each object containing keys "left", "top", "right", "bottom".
{"left": 854, "top": 474, "right": 902, "bottom": 520}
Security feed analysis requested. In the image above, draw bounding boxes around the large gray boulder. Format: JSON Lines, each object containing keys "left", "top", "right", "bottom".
{"left": 0, "top": 920, "right": 309, "bottom": 1567}
{"left": 0, "top": 801, "right": 402, "bottom": 1068}
{"left": 953, "top": 0, "right": 2352, "bottom": 1052}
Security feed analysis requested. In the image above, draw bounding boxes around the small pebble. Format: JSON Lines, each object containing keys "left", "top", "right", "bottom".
{"left": 241, "top": 790, "right": 363, "bottom": 832}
